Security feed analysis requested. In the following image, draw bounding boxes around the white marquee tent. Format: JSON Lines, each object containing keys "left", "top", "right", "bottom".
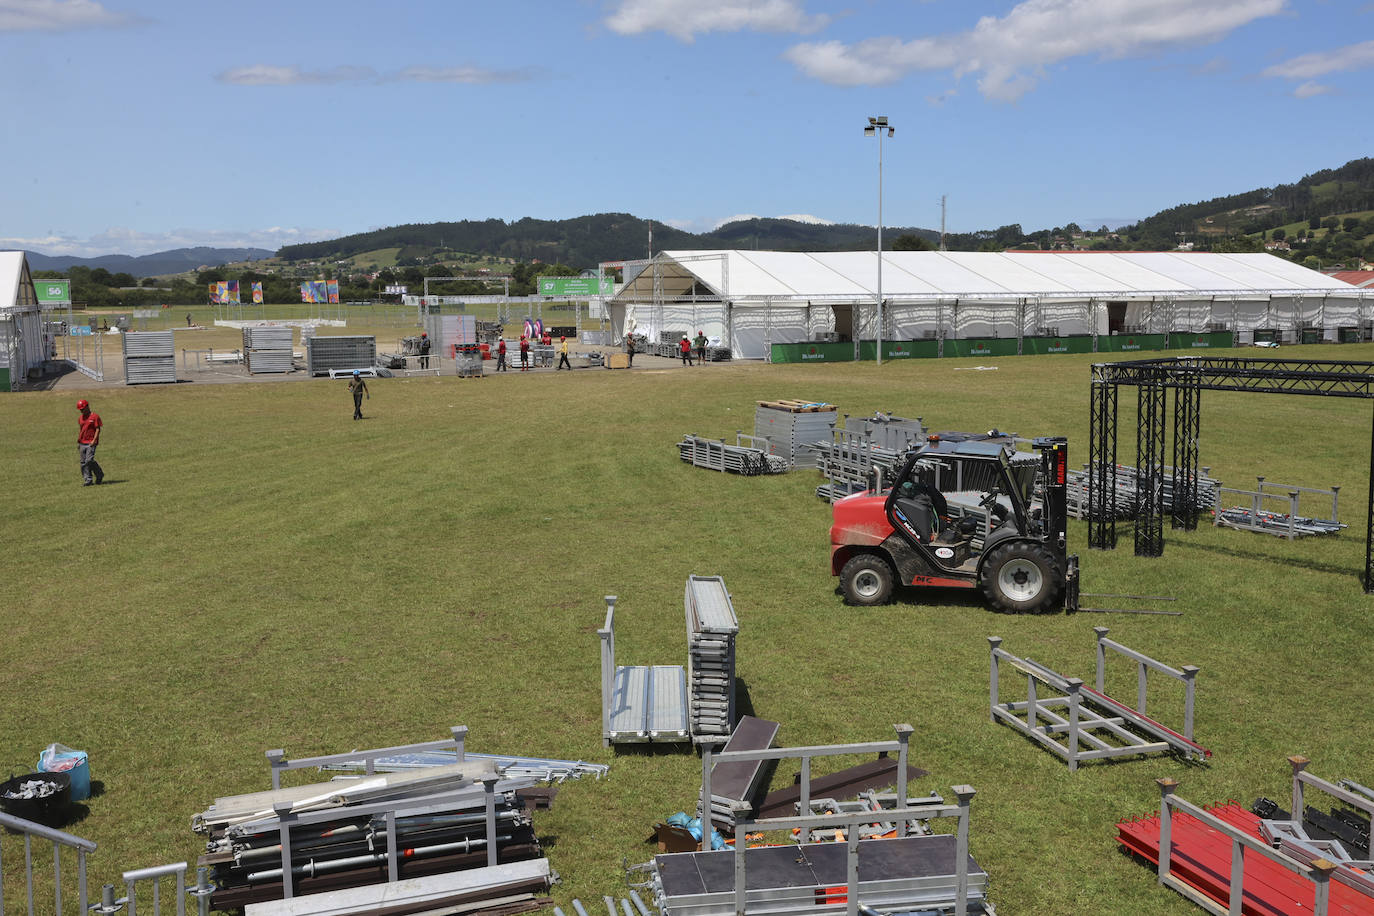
{"left": 609, "top": 250, "right": 1369, "bottom": 358}
{"left": 0, "top": 251, "right": 46, "bottom": 390}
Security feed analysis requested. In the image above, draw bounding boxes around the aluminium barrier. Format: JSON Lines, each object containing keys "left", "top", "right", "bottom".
{"left": 1213, "top": 477, "right": 1343, "bottom": 539}
{"left": 989, "top": 629, "right": 1206, "bottom": 772}
{"left": 0, "top": 811, "right": 195, "bottom": 916}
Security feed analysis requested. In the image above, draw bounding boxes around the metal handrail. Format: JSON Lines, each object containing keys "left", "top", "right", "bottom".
{"left": 0, "top": 811, "right": 97, "bottom": 916}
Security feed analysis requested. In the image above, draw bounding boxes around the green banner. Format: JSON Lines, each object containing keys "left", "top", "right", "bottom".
{"left": 538, "top": 276, "right": 613, "bottom": 297}
{"left": 771, "top": 342, "right": 854, "bottom": 363}
{"left": 1101, "top": 333, "right": 1167, "bottom": 353}
{"left": 1023, "top": 335, "right": 1094, "bottom": 355}
{"left": 1167, "top": 331, "right": 1234, "bottom": 350}
{"left": 858, "top": 339, "right": 939, "bottom": 360}
{"left": 945, "top": 338, "right": 1020, "bottom": 358}
{"left": 35, "top": 279, "right": 70, "bottom": 303}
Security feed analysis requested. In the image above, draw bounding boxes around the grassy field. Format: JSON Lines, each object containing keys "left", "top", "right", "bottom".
{"left": 3, "top": 344, "right": 1373, "bottom": 915}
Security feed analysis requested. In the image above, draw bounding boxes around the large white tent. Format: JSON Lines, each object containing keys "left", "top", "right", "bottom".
{"left": 609, "top": 250, "right": 1369, "bottom": 358}
{"left": 0, "top": 251, "right": 46, "bottom": 390}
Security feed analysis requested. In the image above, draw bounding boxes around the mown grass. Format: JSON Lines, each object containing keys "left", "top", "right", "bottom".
{"left": 3, "top": 344, "right": 1373, "bottom": 915}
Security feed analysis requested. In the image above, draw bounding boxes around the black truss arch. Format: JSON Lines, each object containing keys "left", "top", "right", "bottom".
{"left": 1088, "top": 356, "right": 1374, "bottom": 593}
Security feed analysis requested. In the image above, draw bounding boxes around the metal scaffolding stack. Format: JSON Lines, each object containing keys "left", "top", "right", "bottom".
{"left": 1066, "top": 463, "right": 1220, "bottom": 520}
{"left": 599, "top": 596, "right": 690, "bottom": 746}
{"left": 685, "top": 575, "right": 738, "bottom": 742}
{"left": 305, "top": 335, "right": 376, "bottom": 376}
{"left": 806, "top": 414, "right": 924, "bottom": 501}
{"left": 677, "top": 435, "right": 788, "bottom": 475}
{"left": 243, "top": 326, "right": 293, "bottom": 374}
{"left": 754, "top": 400, "right": 838, "bottom": 470}
{"left": 192, "top": 760, "right": 547, "bottom": 910}
{"left": 122, "top": 330, "right": 177, "bottom": 385}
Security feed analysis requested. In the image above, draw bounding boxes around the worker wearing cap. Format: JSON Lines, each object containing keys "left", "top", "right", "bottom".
{"left": 679, "top": 335, "right": 693, "bottom": 366}
{"left": 76, "top": 399, "right": 103, "bottom": 486}
{"left": 348, "top": 369, "right": 369, "bottom": 420}
{"left": 496, "top": 336, "right": 508, "bottom": 372}
{"left": 556, "top": 335, "right": 571, "bottom": 370}
{"left": 519, "top": 335, "right": 530, "bottom": 371}
{"left": 694, "top": 330, "right": 707, "bottom": 366}
{"left": 419, "top": 332, "right": 431, "bottom": 369}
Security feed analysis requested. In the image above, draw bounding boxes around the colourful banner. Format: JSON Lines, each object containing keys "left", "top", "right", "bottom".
{"left": 35, "top": 279, "right": 70, "bottom": 303}
{"left": 226, "top": 280, "right": 240, "bottom": 303}
{"left": 209, "top": 281, "right": 231, "bottom": 304}
{"left": 327, "top": 280, "right": 339, "bottom": 304}
{"left": 251, "top": 282, "right": 263, "bottom": 304}
{"left": 300, "top": 281, "right": 328, "bottom": 303}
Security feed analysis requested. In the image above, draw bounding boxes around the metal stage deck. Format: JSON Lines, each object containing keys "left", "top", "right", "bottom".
{"left": 607, "top": 664, "right": 689, "bottom": 743}
{"left": 653, "top": 834, "right": 988, "bottom": 916}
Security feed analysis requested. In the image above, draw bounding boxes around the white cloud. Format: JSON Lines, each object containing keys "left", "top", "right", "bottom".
{"left": 219, "top": 64, "right": 537, "bottom": 86}
{"left": 1293, "top": 80, "right": 1333, "bottom": 98}
{"left": 391, "top": 65, "right": 537, "bottom": 84}
{"left": 2, "top": 226, "right": 339, "bottom": 258}
{"left": 785, "top": 0, "right": 1285, "bottom": 100}
{"left": 217, "top": 65, "right": 375, "bottom": 86}
{"left": 606, "top": 0, "right": 827, "bottom": 42}
{"left": 777, "top": 213, "right": 834, "bottom": 225}
{"left": 0, "top": 0, "right": 132, "bottom": 31}
{"left": 1262, "top": 39, "right": 1374, "bottom": 79}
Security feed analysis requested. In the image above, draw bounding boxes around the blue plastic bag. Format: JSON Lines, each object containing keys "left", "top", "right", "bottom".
{"left": 38, "top": 744, "right": 90, "bottom": 802}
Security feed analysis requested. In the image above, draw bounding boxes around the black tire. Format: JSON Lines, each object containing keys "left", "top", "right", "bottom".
{"left": 979, "top": 541, "right": 1064, "bottom": 613}
{"left": 840, "top": 554, "right": 895, "bottom": 607}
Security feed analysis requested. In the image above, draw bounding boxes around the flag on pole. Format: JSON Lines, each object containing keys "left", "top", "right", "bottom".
{"left": 327, "top": 280, "right": 340, "bottom": 304}
{"left": 226, "top": 280, "right": 240, "bottom": 303}
{"left": 251, "top": 282, "right": 263, "bottom": 304}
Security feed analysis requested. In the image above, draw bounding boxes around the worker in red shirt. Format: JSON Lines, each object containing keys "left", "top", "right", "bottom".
{"left": 679, "top": 335, "right": 693, "bottom": 366}
{"left": 76, "top": 399, "right": 104, "bottom": 486}
{"left": 519, "top": 335, "right": 531, "bottom": 371}
{"left": 496, "top": 337, "right": 509, "bottom": 372}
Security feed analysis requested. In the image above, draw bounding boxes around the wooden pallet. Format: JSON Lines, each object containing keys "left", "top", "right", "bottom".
{"left": 757, "top": 399, "right": 837, "bottom": 412}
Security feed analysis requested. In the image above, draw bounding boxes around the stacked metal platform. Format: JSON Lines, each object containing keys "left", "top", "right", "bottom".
{"left": 678, "top": 435, "right": 789, "bottom": 475}
{"left": 192, "top": 761, "right": 546, "bottom": 910}
{"left": 305, "top": 335, "right": 376, "bottom": 376}
{"left": 685, "top": 576, "right": 738, "bottom": 742}
{"left": 650, "top": 833, "right": 989, "bottom": 916}
{"left": 754, "top": 400, "right": 838, "bottom": 470}
{"left": 699, "top": 717, "right": 779, "bottom": 832}
{"left": 122, "top": 330, "right": 177, "bottom": 385}
{"left": 242, "top": 326, "right": 293, "bottom": 374}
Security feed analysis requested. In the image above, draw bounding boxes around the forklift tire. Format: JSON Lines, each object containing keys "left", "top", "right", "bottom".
{"left": 980, "top": 541, "right": 1064, "bottom": 613}
{"left": 840, "top": 554, "right": 895, "bottom": 607}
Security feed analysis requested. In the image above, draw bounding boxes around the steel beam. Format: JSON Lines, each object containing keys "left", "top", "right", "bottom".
{"left": 1088, "top": 379, "right": 1118, "bottom": 549}
{"left": 1170, "top": 364, "right": 1201, "bottom": 531}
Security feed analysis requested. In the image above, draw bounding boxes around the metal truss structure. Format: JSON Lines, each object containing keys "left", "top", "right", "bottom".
{"left": 1088, "top": 356, "right": 1374, "bottom": 592}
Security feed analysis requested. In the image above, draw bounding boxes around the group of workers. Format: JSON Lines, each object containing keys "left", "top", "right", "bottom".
{"left": 493, "top": 330, "right": 571, "bottom": 372}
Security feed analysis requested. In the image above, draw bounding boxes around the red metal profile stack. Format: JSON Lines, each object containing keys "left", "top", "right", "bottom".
{"left": 1117, "top": 803, "right": 1374, "bottom": 916}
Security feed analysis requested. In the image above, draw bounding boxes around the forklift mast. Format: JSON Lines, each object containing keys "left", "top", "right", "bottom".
{"left": 1032, "top": 436, "right": 1078, "bottom": 611}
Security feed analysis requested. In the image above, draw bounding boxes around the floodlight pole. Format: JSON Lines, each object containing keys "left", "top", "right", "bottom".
{"left": 866, "top": 116, "right": 894, "bottom": 365}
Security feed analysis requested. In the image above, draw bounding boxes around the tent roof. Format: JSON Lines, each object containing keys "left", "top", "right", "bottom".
{"left": 614, "top": 250, "right": 1363, "bottom": 303}
{"left": 0, "top": 251, "right": 29, "bottom": 312}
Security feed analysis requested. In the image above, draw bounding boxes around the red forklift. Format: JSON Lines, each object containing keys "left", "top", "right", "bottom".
{"left": 829, "top": 436, "right": 1079, "bottom": 612}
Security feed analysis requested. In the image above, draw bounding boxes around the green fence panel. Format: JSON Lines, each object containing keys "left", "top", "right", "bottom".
{"left": 1100, "top": 333, "right": 1167, "bottom": 353}
{"left": 0, "top": 368, "right": 8, "bottom": 391}
{"left": 857, "top": 339, "right": 940, "bottom": 360}
{"left": 770, "top": 341, "right": 855, "bottom": 363}
{"left": 945, "top": 338, "right": 1021, "bottom": 358}
{"left": 1339, "top": 327, "right": 1362, "bottom": 343}
{"left": 1168, "top": 331, "right": 1235, "bottom": 350}
{"left": 1300, "top": 328, "right": 1323, "bottom": 344}
{"left": 1024, "top": 335, "right": 1095, "bottom": 355}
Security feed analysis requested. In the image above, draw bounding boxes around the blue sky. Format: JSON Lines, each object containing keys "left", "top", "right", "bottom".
{"left": 2, "top": 0, "right": 1372, "bottom": 258}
